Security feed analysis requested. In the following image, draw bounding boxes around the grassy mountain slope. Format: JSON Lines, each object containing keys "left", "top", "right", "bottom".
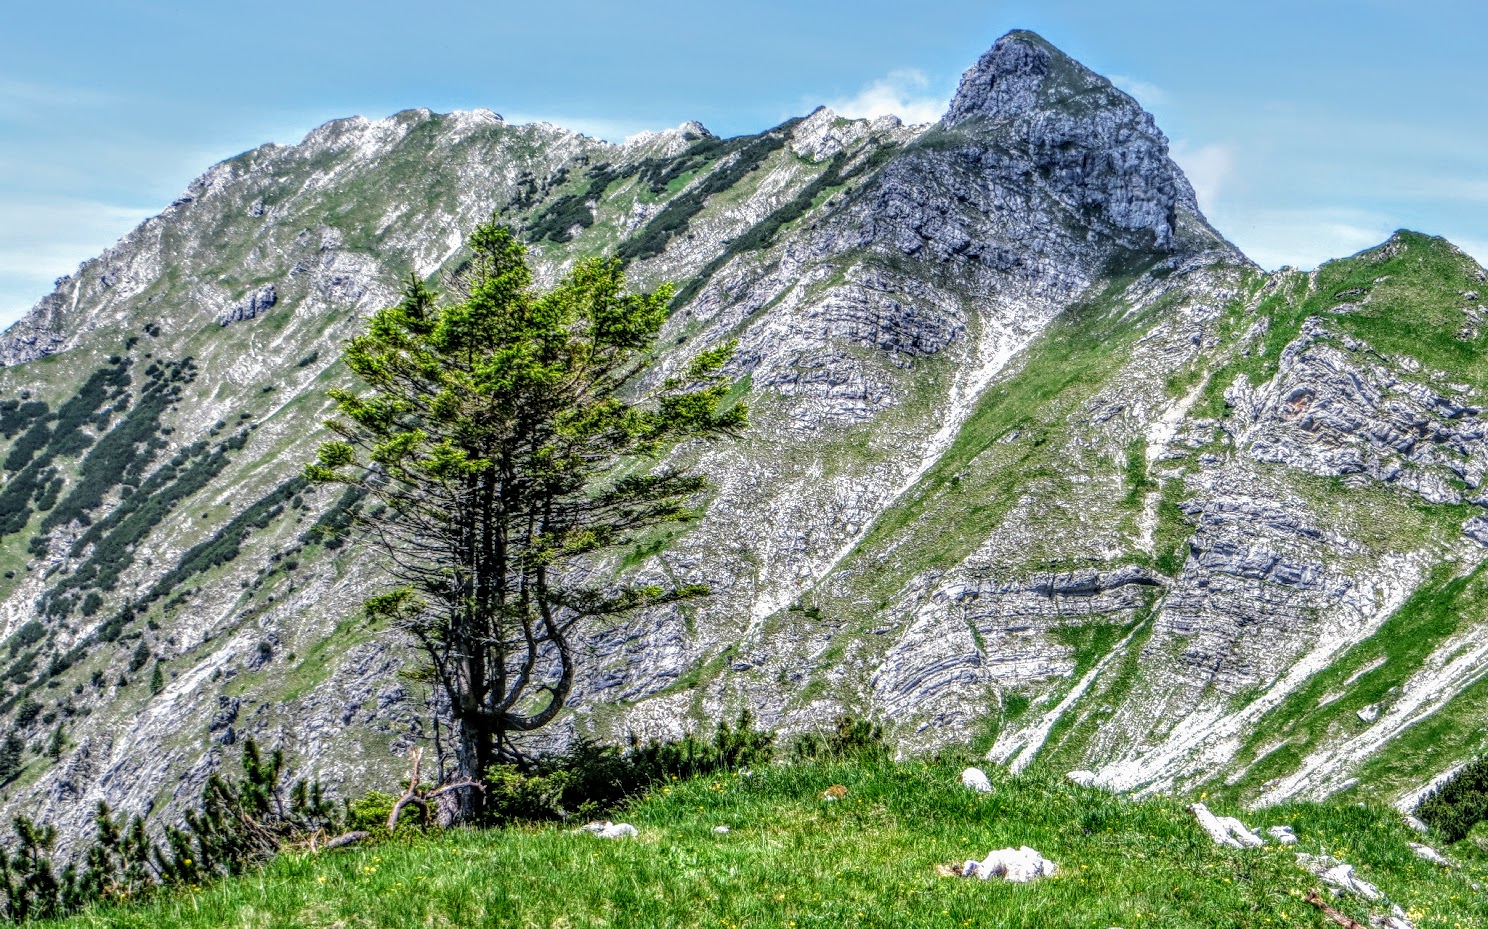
{"left": 37, "top": 759, "right": 1488, "bottom": 929}
{"left": 0, "top": 29, "right": 1482, "bottom": 853}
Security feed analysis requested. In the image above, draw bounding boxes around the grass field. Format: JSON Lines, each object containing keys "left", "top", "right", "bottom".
{"left": 39, "top": 758, "right": 1488, "bottom": 929}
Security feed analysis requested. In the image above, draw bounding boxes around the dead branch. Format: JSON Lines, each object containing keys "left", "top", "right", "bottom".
{"left": 323, "top": 830, "right": 370, "bottom": 850}
{"left": 388, "top": 748, "right": 427, "bottom": 832}
{"left": 1305, "top": 891, "right": 1369, "bottom": 929}
{"left": 426, "top": 779, "right": 482, "bottom": 800}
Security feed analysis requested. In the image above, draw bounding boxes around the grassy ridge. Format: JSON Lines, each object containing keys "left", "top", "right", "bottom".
{"left": 39, "top": 760, "right": 1488, "bottom": 929}
{"left": 1222, "top": 563, "right": 1488, "bottom": 800}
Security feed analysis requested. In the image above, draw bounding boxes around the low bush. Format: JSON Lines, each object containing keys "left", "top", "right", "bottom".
{"left": 791, "top": 714, "right": 890, "bottom": 762}
{"left": 1417, "top": 753, "right": 1488, "bottom": 843}
{"left": 342, "top": 790, "right": 426, "bottom": 835}
{"left": 0, "top": 740, "right": 340, "bottom": 923}
{"left": 485, "top": 709, "right": 775, "bottom": 823}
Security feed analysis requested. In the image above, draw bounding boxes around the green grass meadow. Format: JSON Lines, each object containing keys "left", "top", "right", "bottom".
{"left": 40, "top": 759, "right": 1488, "bottom": 929}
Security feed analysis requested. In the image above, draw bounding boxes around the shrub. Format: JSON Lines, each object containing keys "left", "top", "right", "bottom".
{"left": 1417, "top": 754, "right": 1488, "bottom": 843}
{"left": 4, "top": 623, "right": 42, "bottom": 659}
{"left": 484, "top": 766, "right": 573, "bottom": 823}
{"left": 0, "top": 732, "right": 22, "bottom": 784}
{"left": 300, "top": 485, "right": 366, "bottom": 550}
{"left": 484, "top": 709, "right": 774, "bottom": 824}
{"left": 343, "top": 789, "right": 427, "bottom": 835}
{"left": 791, "top": 715, "right": 890, "bottom": 762}
{"left": 0, "top": 740, "right": 342, "bottom": 922}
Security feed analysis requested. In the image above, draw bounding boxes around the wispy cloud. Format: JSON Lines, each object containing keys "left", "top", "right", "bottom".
{"left": 0, "top": 198, "right": 155, "bottom": 325}
{"left": 1170, "top": 141, "right": 1236, "bottom": 215}
{"left": 1109, "top": 74, "right": 1167, "bottom": 107}
{"left": 1223, "top": 207, "right": 1394, "bottom": 271}
{"left": 1455, "top": 238, "right": 1488, "bottom": 269}
{"left": 825, "top": 69, "right": 948, "bottom": 125}
{"left": 0, "top": 78, "right": 119, "bottom": 120}
{"left": 501, "top": 111, "right": 659, "bottom": 144}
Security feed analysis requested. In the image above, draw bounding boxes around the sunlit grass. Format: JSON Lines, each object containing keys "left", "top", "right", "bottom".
{"left": 42, "top": 758, "right": 1488, "bottom": 929}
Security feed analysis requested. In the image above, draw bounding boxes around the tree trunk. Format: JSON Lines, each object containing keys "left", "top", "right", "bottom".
{"left": 454, "top": 715, "right": 494, "bottom": 822}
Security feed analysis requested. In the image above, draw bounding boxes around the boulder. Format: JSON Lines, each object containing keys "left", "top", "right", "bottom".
{"left": 961, "top": 846, "right": 1057, "bottom": 882}
{"left": 1297, "top": 854, "right": 1382, "bottom": 901}
{"left": 1408, "top": 842, "right": 1451, "bottom": 867}
{"left": 1067, "top": 770, "right": 1101, "bottom": 788}
{"left": 1266, "top": 825, "right": 1298, "bottom": 846}
{"left": 1189, "top": 802, "right": 1264, "bottom": 848}
{"left": 580, "top": 821, "right": 638, "bottom": 839}
{"left": 960, "top": 767, "right": 993, "bottom": 792}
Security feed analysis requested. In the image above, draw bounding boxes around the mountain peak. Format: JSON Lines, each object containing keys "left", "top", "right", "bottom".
{"left": 944, "top": 30, "right": 1061, "bottom": 126}
{"left": 946, "top": 29, "right": 1148, "bottom": 129}
{"left": 940, "top": 29, "right": 1234, "bottom": 256}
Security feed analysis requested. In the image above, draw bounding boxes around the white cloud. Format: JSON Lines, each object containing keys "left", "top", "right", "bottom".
{"left": 1170, "top": 141, "right": 1236, "bottom": 215}
{"left": 501, "top": 111, "right": 658, "bottom": 144}
{"left": 0, "top": 198, "right": 155, "bottom": 326}
{"left": 1109, "top": 74, "right": 1168, "bottom": 107}
{"left": 1222, "top": 207, "right": 1394, "bottom": 271}
{"left": 1455, "top": 238, "right": 1488, "bottom": 269}
{"left": 826, "top": 69, "right": 948, "bottom": 125}
{"left": 0, "top": 78, "right": 118, "bottom": 121}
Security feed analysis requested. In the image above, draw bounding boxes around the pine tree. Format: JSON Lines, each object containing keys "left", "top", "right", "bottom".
{"left": 44, "top": 724, "right": 64, "bottom": 760}
{"left": 149, "top": 662, "right": 165, "bottom": 695}
{"left": 0, "top": 731, "right": 22, "bottom": 784}
{"left": 308, "top": 219, "right": 744, "bottom": 819}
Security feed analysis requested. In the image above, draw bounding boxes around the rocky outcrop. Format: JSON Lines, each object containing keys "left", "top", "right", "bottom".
{"left": 217, "top": 284, "right": 277, "bottom": 326}
{"left": 1245, "top": 318, "right": 1488, "bottom": 504}
{"left": 942, "top": 31, "right": 1219, "bottom": 254}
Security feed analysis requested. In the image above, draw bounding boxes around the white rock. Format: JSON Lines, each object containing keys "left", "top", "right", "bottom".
{"left": 1266, "top": 825, "right": 1298, "bottom": 846}
{"left": 1408, "top": 842, "right": 1451, "bottom": 866}
{"left": 580, "top": 821, "right": 638, "bottom": 839}
{"left": 1297, "top": 854, "right": 1382, "bottom": 901}
{"left": 1403, "top": 815, "right": 1430, "bottom": 834}
{"left": 1189, "top": 803, "right": 1264, "bottom": 848}
{"left": 713, "top": 825, "right": 731, "bottom": 834}
{"left": 1067, "top": 770, "right": 1100, "bottom": 788}
{"left": 962, "top": 846, "right": 1057, "bottom": 882}
{"left": 1357, "top": 703, "right": 1381, "bottom": 723}
{"left": 960, "top": 767, "right": 993, "bottom": 792}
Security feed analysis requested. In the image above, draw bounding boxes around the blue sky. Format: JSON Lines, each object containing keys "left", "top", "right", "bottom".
{"left": 1, "top": 0, "right": 1484, "bottom": 325}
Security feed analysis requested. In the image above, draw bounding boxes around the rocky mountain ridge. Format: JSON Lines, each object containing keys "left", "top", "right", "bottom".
{"left": 0, "top": 30, "right": 1484, "bottom": 847}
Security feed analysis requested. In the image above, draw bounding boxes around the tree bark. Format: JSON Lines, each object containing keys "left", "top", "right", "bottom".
{"left": 454, "top": 714, "right": 494, "bottom": 821}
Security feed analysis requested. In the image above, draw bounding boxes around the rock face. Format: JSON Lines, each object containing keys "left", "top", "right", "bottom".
{"left": 0, "top": 30, "right": 1484, "bottom": 849}
{"left": 943, "top": 31, "right": 1206, "bottom": 252}
{"left": 217, "top": 285, "right": 277, "bottom": 326}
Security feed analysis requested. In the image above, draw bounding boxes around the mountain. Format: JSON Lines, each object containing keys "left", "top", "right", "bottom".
{"left": 0, "top": 30, "right": 1484, "bottom": 846}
